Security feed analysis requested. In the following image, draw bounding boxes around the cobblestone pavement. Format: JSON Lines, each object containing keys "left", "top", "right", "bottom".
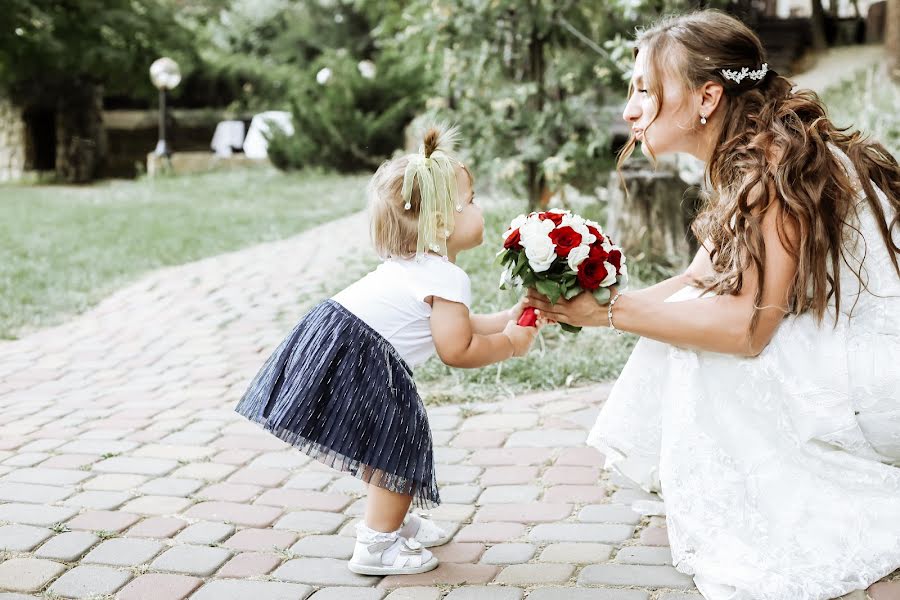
{"left": 0, "top": 212, "right": 895, "bottom": 600}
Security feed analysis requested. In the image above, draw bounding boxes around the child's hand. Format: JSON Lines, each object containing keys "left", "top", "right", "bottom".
{"left": 502, "top": 319, "right": 541, "bottom": 357}
{"left": 507, "top": 297, "right": 526, "bottom": 322}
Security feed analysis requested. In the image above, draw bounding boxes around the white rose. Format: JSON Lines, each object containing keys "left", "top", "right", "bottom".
{"left": 600, "top": 261, "right": 618, "bottom": 288}
{"left": 519, "top": 216, "right": 554, "bottom": 246}
{"left": 508, "top": 214, "right": 527, "bottom": 230}
{"left": 561, "top": 214, "right": 595, "bottom": 245}
{"left": 601, "top": 239, "right": 613, "bottom": 253}
{"left": 567, "top": 244, "right": 591, "bottom": 271}
{"left": 524, "top": 235, "right": 557, "bottom": 272}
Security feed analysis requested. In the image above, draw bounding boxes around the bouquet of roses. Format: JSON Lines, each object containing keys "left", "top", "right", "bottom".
{"left": 498, "top": 209, "right": 628, "bottom": 333}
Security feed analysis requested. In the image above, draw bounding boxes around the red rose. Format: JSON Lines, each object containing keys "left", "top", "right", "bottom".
{"left": 587, "top": 225, "right": 603, "bottom": 244}
{"left": 539, "top": 211, "right": 565, "bottom": 225}
{"left": 607, "top": 248, "right": 623, "bottom": 274}
{"left": 548, "top": 226, "right": 582, "bottom": 257}
{"left": 504, "top": 228, "right": 522, "bottom": 250}
{"left": 517, "top": 306, "right": 538, "bottom": 327}
{"left": 577, "top": 254, "right": 610, "bottom": 291}
{"left": 588, "top": 243, "right": 608, "bottom": 261}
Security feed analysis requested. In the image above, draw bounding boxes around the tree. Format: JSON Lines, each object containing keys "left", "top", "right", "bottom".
{"left": 0, "top": 1, "right": 196, "bottom": 182}
{"left": 888, "top": 0, "right": 900, "bottom": 81}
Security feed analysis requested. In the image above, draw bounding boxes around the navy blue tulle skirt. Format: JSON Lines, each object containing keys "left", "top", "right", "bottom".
{"left": 235, "top": 299, "right": 439, "bottom": 507}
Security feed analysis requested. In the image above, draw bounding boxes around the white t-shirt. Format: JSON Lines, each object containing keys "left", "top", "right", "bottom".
{"left": 332, "top": 255, "right": 472, "bottom": 367}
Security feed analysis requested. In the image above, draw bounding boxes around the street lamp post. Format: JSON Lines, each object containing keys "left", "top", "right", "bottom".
{"left": 149, "top": 57, "right": 182, "bottom": 158}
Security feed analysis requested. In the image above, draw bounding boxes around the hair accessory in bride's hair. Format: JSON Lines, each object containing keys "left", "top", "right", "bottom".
{"left": 721, "top": 63, "right": 768, "bottom": 84}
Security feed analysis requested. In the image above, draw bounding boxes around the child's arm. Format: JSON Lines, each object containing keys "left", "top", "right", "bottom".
{"left": 431, "top": 297, "right": 536, "bottom": 368}
{"left": 469, "top": 298, "right": 525, "bottom": 335}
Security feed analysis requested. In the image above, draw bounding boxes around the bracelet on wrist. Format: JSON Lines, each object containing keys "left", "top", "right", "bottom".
{"left": 608, "top": 292, "right": 623, "bottom": 335}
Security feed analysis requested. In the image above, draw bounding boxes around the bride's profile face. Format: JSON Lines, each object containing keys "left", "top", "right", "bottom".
{"left": 622, "top": 50, "right": 698, "bottom": 159}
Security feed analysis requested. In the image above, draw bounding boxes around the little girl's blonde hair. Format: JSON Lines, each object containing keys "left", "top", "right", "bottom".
{"left": 369, "top": 125, "right": 468, "bottom": 259}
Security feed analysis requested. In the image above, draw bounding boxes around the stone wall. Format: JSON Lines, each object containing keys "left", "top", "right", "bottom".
{"left": 0, "top": 97, "right": 25, "bottom": 183}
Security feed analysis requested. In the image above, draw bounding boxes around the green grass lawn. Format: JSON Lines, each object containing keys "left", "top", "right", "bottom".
{"left": 0, "top": 168, "right": 368, "bottom": 339}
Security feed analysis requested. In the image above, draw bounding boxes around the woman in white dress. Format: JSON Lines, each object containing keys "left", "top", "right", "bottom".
{"left": 524, "top": 10, "right": 900, "bottom": 600}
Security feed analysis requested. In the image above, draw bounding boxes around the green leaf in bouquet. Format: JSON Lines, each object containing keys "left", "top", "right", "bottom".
{"left": 536, "top": 279, "right": 562, "bottom": 304}
{"left": 564, "top": 286, "right": 582, "bottom": 300}
{"left": 560, "top": 323, "right": 583, "bottom": 334}
{"left": 592, "top": 287, "right": 612, "bottom": 305}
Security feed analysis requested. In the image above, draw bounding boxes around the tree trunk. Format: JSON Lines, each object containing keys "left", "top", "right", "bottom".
{"left": 810, "top": 0, "right": 829, "bottom": 50}
{"left": 606, "top": 162, "right": 700, "bottom": 269}
{"left": 56, "top": 82, "right": 106, "bottom": 183}
{"left": 888, "top": 0, "right": 900, "bottom": 81}
{"left": 525, "top": 9, "right": 547, "bottom": 210}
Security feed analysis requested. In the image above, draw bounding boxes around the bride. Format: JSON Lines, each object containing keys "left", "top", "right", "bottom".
{"left": 524, "top": 9, "right": 900, "bottom": 600}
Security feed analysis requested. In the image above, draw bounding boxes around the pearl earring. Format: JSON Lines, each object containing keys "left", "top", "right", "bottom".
{"left": 700, "top": 114, "right": 707, "bottom": 125}
{"left": 455, "top": 204, "right": 463, "bottom": 213}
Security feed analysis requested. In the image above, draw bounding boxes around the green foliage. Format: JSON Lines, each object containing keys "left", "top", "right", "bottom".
{"left": 267, "top": 49, "right": 430, "bottom": 172}
{"left": 1, "top": 0, "right": 197, "bottom": 100}
{"left": 821, "top": 66, "right": 900, "bottom": 159}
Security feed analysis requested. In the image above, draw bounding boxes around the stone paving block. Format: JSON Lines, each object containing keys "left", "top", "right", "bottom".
{"left": 0, "top": 558, "right": 66, "bottom": 592}
{"left": 639, "top": 526, "right": 670, "bottom": 546}
{"left": 539, "top": 542, "right": 613, "bottom": 563}
{"left": 272, "top": 558, "right": 375, "bottom": 587}
{"left": 480, "top": 543, "right": 536, "bottom": 565}
{"left": 58, "top": 439, "right": 138, "bottom": 455}
{"left": 256, "top": 489, "right": 354, "bottom": 512}
{"left": 48, "top": 564, "right": 131, "bottom": 598}
{"left": 225, "top": 527, "right": 298, "bottom": 552}
{"left": 868, "top": 582, "right": 900, "bottom": 600}
{"left": 274, "top": 510, "right": 347, "bottom": 534}
{"left": 289, "top": 534, "right": 354, "bottom": 558}
{"left": 435, "top": 465, "right": 483, "bottom": 485}
{"left": 0, "top": 524, "right": 53, "bottom": 551}
{"left": 424, "top": 503, "right": 475, "bottom": 522}
{"left": 2, "top": 452, "right": 49, "bottom": 467}
{"left": 0, "top": 503, "right": 77, "bottom": 527}
{"left": 67, "top": 510, "right": 140, "bottom": 533}
{"left": 431, "top": 542, "right": 485, "bottom": 563}
{"left": 461, "top": 414, "right": 537, "bottom": 431}
{"left": 19, "top": 438, "right": 66, "bottom": 453}
{"left": 480, "top": 466, "right": 539, "bottom": 486}
{"left": 284, "top": 472, "right": 334, "bottom": 490}
{"left": 328, "top": 476, "right": 368, "bottom": 495}
{"left": 133, "top": 443, "right": 216, "bottom": 461}
{"left": 578, "top": 564, "right": 696, "bottom": 588}
{"left": 229, "top": 467, "right": 291, "bottom": 487}
{"left": 383, "top": 587, "right": 442, "bottom": 600}
{"left": 469, "top": 448, "right": 553, "bottom": 466}
{"left": 477, "top": 485, "right": 540, "bottom": 504}
{"left": 151, "top": 544, "right": 232, "bottom": 576}
{"left": 92, "top": 456, "right": 177, "bottom": 476}
{"left": 41, "top": 453, "right": 99, "bottom": 469}
{"left": 174, "top": 521, "right": 235, "bottom": 544}
{"left": 82, "top": 537, "right": 165, "bottom": 566}
{"left": 309, "top": 588, "right": 386, "bottom": 600}
{"left": 451, "top": 431, "right": 508, "bottom": 448}
{"left": 0, "top": 482, "right": 73, "bottom": 503}
{"left": 191, "top": 580, "right": 313, "bottom": 600}
{"left": 82, "top": 473, "right": 147, "bottom": 491}
{"left": 171, "top": 462, "right": 237, "bottom": 481}
{"left": 139, "top": 477, "right": 204, "bottom": 497}
{"left": 61, "top": 490, "right": 131, "bottom": 510}
{"left": 120, "top": 494, "right": 194, "bottom": 515}
{"left": 217, "top": 552, "right": 283, "bottom": 578}
{"left": 658, "top": 594, "right": 704, "bottom": 600}
{"left": 198, "top": 482, "right": 261, "bottom": 502}
{"left": 184, "top": 501, "right": 282, "bottom": 527}
{"left": 579, "top": 504, "right": 642, "bottom": 525}
{"left": 610, "top": 488, "right": 658, "bottom": 504}
{"left": 615, "top": 546, "right": 673, "bottom": 565}
{"left": 116, "top": 573, "right": 203, "bottom": 600}
{"left": 455, "top": 522, "right": 526, "bottom": 543}
{"left": 529, "top": 523, "right": 635, "bottom": 544}
{"left": 475, "top": 503, "right": 572, "bottom": 524}
{"left": 213, "top": 449, "right": 259, "bottom": 465}
{"left": 444, "top": 587, "right": 522, "bottom": 600}
{"left": 214, "top": 434, "right": 288, "bottom": 452}
{"left": 543, "top": 485, "right": 608, "bottom": 503}
{"left": 378, "top": 564, "right": 499, "bottom": 589}
{"left": 0, "top": 593, "right": 40, "bottom": 600}
{"left": 527, "top": 588, "right": 649, "bottom": 600}
{"left": 495, "top": 563, "right": 574, "bottom": 584}
{"left": 160, "top": 431, "right": 220, "bottom": 446}
{"left": 543, "top": 466, "right": 601, "bottom": 485}
{"left": 34, "top": 531, "right": 99, "bottom": 562}
{"left": 506, "top": 429, "right": 586, "bottom": 447}
{"left": 126, "top": 516, "right": 187, "bottom": 538}
{"left": 439, "top": 485, "right": 482, "bottom": 504}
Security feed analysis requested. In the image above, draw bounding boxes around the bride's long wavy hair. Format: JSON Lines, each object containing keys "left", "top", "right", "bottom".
{"left": 617, "top": 10, "right": 900, "bottom": 329}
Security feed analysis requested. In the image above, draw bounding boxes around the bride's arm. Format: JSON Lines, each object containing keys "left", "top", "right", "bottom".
{"left": 527, "top": 204, "right": 798, "bottom": 357}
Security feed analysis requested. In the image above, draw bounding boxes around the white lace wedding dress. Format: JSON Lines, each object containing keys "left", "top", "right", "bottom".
{"left": 588, "top": 148, "right": 900, "bottom": 600}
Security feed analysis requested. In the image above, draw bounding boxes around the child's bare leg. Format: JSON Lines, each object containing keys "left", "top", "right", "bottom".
{"left": 365, "top": 484, "right": 412, "bottom": 533}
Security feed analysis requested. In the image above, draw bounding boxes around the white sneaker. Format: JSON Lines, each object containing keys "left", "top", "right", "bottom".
{"left": 398, "top": 513, "right": 452, "bottom": 548}
{"left": 348, "top": 523, "right": 438, "bottom": 576}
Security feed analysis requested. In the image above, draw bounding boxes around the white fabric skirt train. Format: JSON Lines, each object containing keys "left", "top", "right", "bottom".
{"left": 588, "top": 285, "right": 900, "bottom": 600}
